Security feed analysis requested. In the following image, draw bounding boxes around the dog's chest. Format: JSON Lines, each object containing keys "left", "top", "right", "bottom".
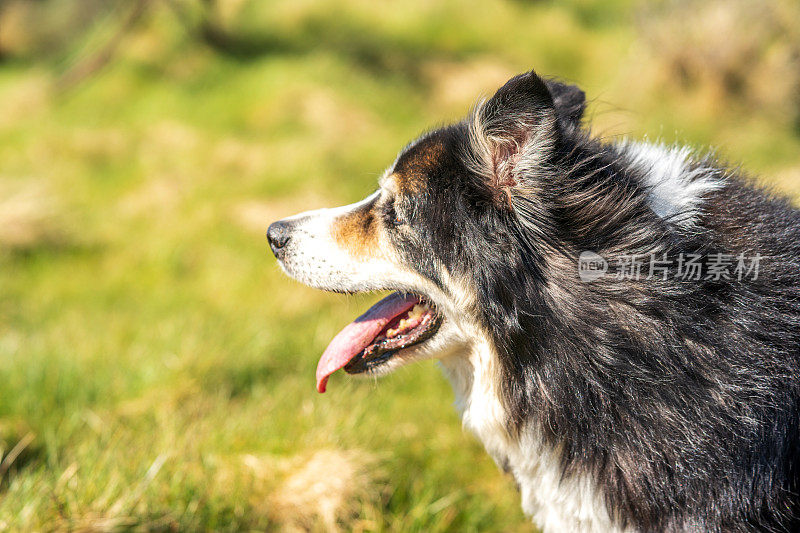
{"left": 440, "top": 347, "right": 624, "bottom": 533}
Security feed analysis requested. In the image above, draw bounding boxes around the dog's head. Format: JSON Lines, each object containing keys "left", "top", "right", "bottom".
{"left": 268, "top": 71, "right": 586, "bottom": 392}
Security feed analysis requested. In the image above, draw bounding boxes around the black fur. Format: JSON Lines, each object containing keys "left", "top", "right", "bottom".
{"left": 388, "top": 70, "right": 800, "bottom": 531}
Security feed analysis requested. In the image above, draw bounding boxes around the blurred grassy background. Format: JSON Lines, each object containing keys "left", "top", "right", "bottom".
{"left": 0, "top": 0, "right": 798, "bottom": 530}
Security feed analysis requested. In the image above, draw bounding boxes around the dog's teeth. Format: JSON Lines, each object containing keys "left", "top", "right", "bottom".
{"left": 384, "top": 303, "right": 429, "bottom": 339}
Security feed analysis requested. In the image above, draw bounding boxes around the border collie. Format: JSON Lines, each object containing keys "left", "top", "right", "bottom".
{"left": 267, "top": 70, "right": 800, "bottom": 532}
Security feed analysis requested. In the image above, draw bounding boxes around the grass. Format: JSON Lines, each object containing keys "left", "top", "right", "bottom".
{"left": 0, "top": 0, "right": 798, "bottom": 530}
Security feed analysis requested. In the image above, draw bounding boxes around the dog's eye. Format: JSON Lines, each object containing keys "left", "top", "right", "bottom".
{"left": 385, "top": 202, "right": 406, "bottom": 227}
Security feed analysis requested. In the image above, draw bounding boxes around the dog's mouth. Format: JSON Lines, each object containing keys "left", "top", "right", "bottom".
{"left": 315, "top": 292, "right": 443, "bottom": 393}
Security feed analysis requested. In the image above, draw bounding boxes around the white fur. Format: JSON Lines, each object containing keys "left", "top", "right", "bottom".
{"left": 435, "top": 272, "right": 622, "bottom": 531}
{"left": 621, "top": 141, "right": 723, "bottom": 226}
{"left": 440, "top": 336, "right": 625, "bottom": 533}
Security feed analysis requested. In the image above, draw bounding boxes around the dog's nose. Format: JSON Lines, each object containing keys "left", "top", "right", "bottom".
{"left": 267, "top": 220, "right": 293, "bottom": 258}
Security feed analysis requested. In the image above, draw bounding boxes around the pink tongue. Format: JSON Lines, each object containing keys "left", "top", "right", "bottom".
{"left": 316, "top": 292, "right": 419, "bottom": 393}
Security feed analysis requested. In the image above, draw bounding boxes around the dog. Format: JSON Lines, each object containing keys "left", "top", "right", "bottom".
{"left": 268, "top": 70, "right": 800, "bottom": 532}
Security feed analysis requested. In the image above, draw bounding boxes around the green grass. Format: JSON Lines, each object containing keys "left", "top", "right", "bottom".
{"left": 0, "top": 0, "right": 798, "bottom": 530}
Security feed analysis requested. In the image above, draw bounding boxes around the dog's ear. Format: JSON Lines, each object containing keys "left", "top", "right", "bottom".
{"left": 544, "top": 78, "right": 586, "bottom": 126}
{"left": 479, "top": 70, "right": 555, "bottom": 141}
{"left": 470, "top": 70, "right": 562, "bottom": 203}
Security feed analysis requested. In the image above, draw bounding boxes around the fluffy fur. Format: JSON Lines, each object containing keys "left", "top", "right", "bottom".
{"left": 269, "top": 70, "right": 800, "bottom": 532}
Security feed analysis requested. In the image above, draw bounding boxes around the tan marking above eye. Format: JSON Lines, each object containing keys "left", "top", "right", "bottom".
{"left": 394, "top": 172, "right": 418, "bottom": 194}
{"left": 391, "top": 138, "right": 445, "bottom": 193}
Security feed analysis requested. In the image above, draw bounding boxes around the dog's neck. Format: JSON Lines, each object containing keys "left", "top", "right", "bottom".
{"left": 439, "top": 340, "right": 624, "bottom": 533}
